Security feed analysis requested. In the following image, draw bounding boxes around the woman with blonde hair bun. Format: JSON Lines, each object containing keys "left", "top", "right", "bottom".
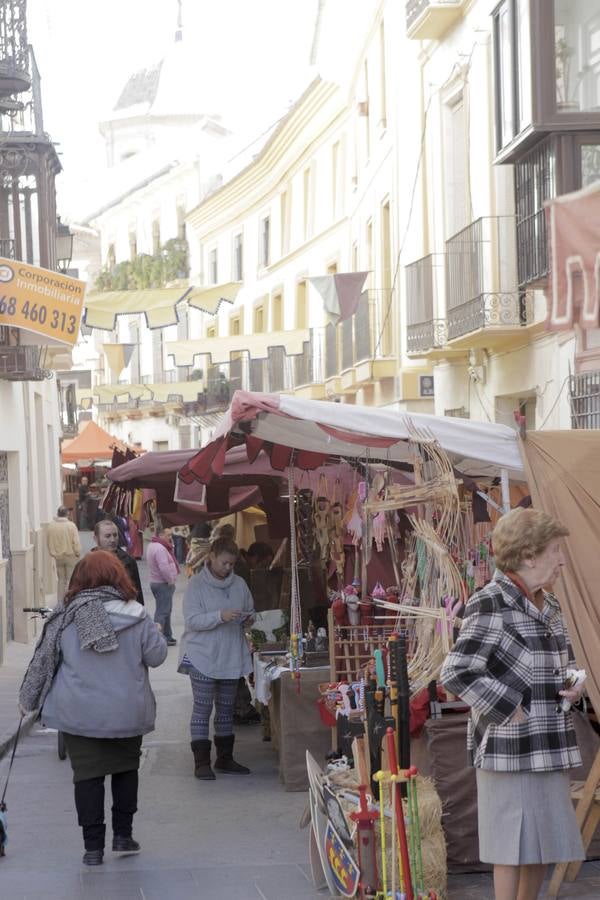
{"left": 441, "top": 507, "right": 586, "bottom": 900}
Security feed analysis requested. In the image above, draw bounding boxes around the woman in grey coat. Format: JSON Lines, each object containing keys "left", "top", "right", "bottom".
{"left": 441, "top": 508, "right": 586, "bottom": 900}
{"left": 178, "top": 536, "right": 254, "bottom": 780}
{"left": 19, "top": 550, "right": 167, "bottom": 867}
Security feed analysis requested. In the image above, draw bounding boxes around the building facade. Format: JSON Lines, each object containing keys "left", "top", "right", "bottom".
{"left": 0, "top": 0, "right": 71, "bottom": 659}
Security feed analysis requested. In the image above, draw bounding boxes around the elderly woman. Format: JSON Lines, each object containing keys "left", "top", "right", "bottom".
{"left": 19, "top": 550, "right": 167, "bottom": 867}
{"left": 441, "top": 508, "right": 585, "bottom": 900}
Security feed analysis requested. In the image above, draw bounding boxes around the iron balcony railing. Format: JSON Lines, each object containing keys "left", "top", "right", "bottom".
{"left": 569, "top": 371, "right": 600, "bottom": 429}
{"left": 445, "top": 216, "right": 534, "bottom": 340}
{"left": 0, "top": 238, "right": 15, "bottom": 258}
{"left": 333, "top": 292, "right": 389, "bottom": 376}
{"left": 0, "top": 0, "right": 30, "bottom": 99}
{"left": 0, "top": 343, "right": 51, "bottom": 380}
{"left": 406, "top": 253, "right": 448, "bottom": 353}
{"left": 515, "top": 138, "right": 555, "bottom": 287}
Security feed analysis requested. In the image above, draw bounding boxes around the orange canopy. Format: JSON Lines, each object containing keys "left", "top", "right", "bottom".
{"left": 61, "top": 420, "right": 133, "bottom": 464}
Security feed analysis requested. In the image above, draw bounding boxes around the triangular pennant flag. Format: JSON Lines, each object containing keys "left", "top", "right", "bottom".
{"left": 309, "top": 272, "right": 369, "bottom": 323}
{"left": 102, "top": 343, "right": 136, "bottom": 377}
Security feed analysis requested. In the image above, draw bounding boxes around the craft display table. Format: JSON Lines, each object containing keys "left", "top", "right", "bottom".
{"left": 269, "top": 666, "right": 331, "bottom": 792}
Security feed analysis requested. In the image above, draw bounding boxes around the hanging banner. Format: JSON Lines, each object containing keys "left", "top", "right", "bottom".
{"left": 102, "top": 343, "right": 136, "bottom": 376}
{"left": 309, "top": 272, "right": 369, "bottom": 323}
{"left": 0, "top": 257, "right": 85, "bottom": 346}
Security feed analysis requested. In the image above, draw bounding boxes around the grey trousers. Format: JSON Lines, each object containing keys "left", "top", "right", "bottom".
{"left": 150, "top": 582, "right": 175, "bottom": 640}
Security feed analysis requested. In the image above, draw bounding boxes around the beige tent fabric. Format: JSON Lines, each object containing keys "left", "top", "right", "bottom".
{"left": 519, "top": 431, "right": 600, "bottom": 714}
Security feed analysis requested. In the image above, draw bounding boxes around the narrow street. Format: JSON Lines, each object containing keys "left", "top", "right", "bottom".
{"left": 2, "top": 539, "right": 600, "bottom": 898}
{"left": 0, "top": 538, "right": 315, "bottom": 900}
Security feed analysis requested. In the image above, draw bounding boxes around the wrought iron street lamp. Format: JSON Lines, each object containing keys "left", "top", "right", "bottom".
{"left": 56, "top": 216, "right": 73, "bottom": 274}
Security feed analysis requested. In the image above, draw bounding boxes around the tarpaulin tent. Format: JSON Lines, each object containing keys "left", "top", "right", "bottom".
{"left": 520, "top": 430, "right": 600, "bottom": 717}
{"left": 61, "top": 420, "right": 139, "bottom": 464}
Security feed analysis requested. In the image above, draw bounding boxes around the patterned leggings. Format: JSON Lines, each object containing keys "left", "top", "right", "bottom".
{"left": 188, "top": 667, "right": 238, "bottom": 741}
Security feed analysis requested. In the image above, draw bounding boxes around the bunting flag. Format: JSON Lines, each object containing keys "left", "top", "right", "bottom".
{"left": 102, "top": 343, "right": 136, "bottom": 377}
{"left": 545, "top": 182, "right": 600, "bottom": 330}
{"left": 309, "top": 272, "right": 369, "bottom": 323}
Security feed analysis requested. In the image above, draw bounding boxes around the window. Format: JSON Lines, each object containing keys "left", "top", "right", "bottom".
{"left": 361, "top": 61, "right": 370, "bottom": 160}
{"left": 176, "top": 204, "right": 186, "bottom": 242}
{"left": 153, "top": 440, "right": 169, "bottom": 452}
{"left": 303, "top": 168, "right": 312, "bottom": 240}
{"left": 254, "top": 303, "right": 265, "bottom": 334}
{"left": 379, "top": 20, "right": 387, "bottom": 127}
{"left": 280, "top": 190, "right": 291, "bottom": 255}
{"left": 260, "top": 216, "right": 270, "bottom": 267}
{"left": 444, "top": 93, "right": 469, "bottom": 237}
{"left": 272, "top": 292, "right": 283, "bottom": 331}
{"left": 233, "top": 233, "right": 243, "bottom": 280}
{"left": 581, "top": 141, "right": 600, "bottom": 187}
{"left": 331, "top": 142, "right": 340, "bottom": 219}
{"left": 207, "top": 325, "right": 216, "bottom": 339}
{"left": 366, "top": 220, "right": 374, "bottom": 289}
{"left": 128, "top": 231, "right": 137, "bottom": 261}
{"left": 296, "top": 280, "right": 308, "bottom": 328}
{"left": 209, "top": 248, "right": 218, "bottom": 284}
{"left": 515, "top": 137, "right": 556, "bottom": 286}
{"left": 230, "top": 315, "right": 241, "bottom": 336}
{"left": 554, "top": 1, "right": 600, "bottom": 113}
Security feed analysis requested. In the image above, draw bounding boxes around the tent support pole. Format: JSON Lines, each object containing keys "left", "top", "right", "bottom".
{"left": 500, "top": 468, "right": 510, "bottom": 514}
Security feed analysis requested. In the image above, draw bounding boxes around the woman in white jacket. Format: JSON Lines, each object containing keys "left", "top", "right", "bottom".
{"left": 178, "top": 536, "right": 254, "bottom": 780}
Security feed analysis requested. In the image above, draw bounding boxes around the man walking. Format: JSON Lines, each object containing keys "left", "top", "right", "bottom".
{"left": 47, "top": 506, "right": 81, "bottom": 602}
{"left": 146, "top": 528, "right": 179, "bottom": 647}
{"left": 93, "top": 519, "right": 144, "bottom": 605}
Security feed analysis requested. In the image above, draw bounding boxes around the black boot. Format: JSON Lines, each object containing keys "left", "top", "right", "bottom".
{"left": 213, "top": 734, "right": 250, "bottom": 775}
{"left": 191, "top": 739, "right": 215, "bottom": 780}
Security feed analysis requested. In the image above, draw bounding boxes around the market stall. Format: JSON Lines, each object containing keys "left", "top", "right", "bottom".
{"left": 175, "top": 392, "right": 600, "bottom": 897}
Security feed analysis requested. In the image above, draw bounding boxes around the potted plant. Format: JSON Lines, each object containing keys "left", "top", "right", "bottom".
{"left": 555, "top": 36, "right": 591, "bottom": 111}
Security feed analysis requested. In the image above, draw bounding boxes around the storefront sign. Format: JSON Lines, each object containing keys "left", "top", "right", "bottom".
{"left": 0, "top": 258, "right": 85, "bottom": 346}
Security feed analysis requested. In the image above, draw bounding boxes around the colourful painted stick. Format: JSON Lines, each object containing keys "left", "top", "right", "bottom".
{"left": 385, "top": 727, "right": 413, "bottom": 900}
{"left": 408, "top": 767, "right": 425, "bottom": 895}
{"left": 374, "top": 772, "right": 387, "bottom": 899}
{"left": 349, "top": 784, "right": 380, "bottom": 899}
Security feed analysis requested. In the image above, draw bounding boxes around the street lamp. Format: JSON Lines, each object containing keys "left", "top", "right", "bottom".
{"left": 56, "top": 216, "right": 73, "bottom": 274}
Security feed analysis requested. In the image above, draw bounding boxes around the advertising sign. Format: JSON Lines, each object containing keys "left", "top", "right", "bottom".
{"left": 0, "top": 257, "right": 85, "bottom": 346}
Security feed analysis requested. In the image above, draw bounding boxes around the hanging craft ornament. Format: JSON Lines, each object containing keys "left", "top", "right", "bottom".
{"left": 296, "top": 487, "right": 317, "bottom": 565}
{"left": 288, "top": 464, "right": 303, "bottom": 688}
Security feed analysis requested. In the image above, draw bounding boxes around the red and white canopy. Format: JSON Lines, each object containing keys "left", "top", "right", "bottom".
{"left": 179, "top": 391, "right": 525, "bottom": 484}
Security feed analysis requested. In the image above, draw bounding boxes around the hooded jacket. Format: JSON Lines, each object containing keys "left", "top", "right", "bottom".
{"left": 41, "top": 593, "right": 167, "bottom": 738}
{"left": 179, "top": 565, "right": 253, "bottom": 679}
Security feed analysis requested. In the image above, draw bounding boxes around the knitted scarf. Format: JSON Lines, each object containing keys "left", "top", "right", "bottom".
{"left": 19, "top": 586, "right": 122, "bottom": 713}
{"left": 151, "top": 534, "right": 180, "bottom": 573}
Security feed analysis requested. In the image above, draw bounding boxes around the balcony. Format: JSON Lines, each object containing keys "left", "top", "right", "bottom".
{"left": 569, "top": 371, "right": 600, "bottom": 430}
{"left": 323, "top": 292, "right": 396, "bottom": 395}
{"left": 0, "top": 342, "right": 51, "bottom": 381}
{"left": 406, "top": 254, "right": 448, "bottom": 358}
{"left": 444, "top": 217, "right": 537, "bottom": 351}
{"left": 0, "top": 1, "right": 30, "bottom": 99}
{"left": 405, "top": 0, "right": 465, "bottom": 41}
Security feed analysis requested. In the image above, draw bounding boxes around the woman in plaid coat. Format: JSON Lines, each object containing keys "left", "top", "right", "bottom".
{"left": 441, "top": 508, "right": 586, "bottom": 900}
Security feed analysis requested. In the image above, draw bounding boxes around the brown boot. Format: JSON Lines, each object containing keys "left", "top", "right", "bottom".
{"left": 191, "top": 740, "right": 215, "bottom": 780}
{"left": 213, "top": 734, "right": 250, "bottom": 774}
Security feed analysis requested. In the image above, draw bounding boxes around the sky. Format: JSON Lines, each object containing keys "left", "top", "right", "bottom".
{"left": 26, "top": 0, "right": 319, "bottom": 219}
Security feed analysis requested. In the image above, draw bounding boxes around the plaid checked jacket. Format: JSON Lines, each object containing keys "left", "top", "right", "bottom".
{"left": 440, "top": 571, "right": 582, "bottom": 773}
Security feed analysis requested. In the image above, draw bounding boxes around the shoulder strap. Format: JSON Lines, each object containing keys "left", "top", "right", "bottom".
{"left": 0, "top": 716, "right": 23, "bottom": 809}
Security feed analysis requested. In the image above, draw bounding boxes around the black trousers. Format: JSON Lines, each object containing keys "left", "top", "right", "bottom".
{"left": 73, "top": 770, "right": 138, "bottom": 850}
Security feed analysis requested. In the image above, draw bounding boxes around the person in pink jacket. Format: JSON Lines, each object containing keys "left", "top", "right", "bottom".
{"left": 146, "top": 528, "right": 179, "bottom": 646}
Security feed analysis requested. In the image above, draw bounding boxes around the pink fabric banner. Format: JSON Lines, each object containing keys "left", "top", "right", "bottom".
{"left": 545, "top": 182, "right": 600, "bottom": 330}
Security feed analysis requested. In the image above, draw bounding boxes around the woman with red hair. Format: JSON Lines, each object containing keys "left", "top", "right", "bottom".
{"left": 19, "top": 550, "right": 167, "bottom": 866}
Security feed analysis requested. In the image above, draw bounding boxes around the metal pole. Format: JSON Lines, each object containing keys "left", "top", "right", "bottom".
{"left": 500, "top": 467, "right": 510, "bottom": 514}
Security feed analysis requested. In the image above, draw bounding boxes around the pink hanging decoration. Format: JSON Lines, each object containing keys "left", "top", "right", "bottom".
{"left": 372, "top": 511, "right": 386, "bottom": 552}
